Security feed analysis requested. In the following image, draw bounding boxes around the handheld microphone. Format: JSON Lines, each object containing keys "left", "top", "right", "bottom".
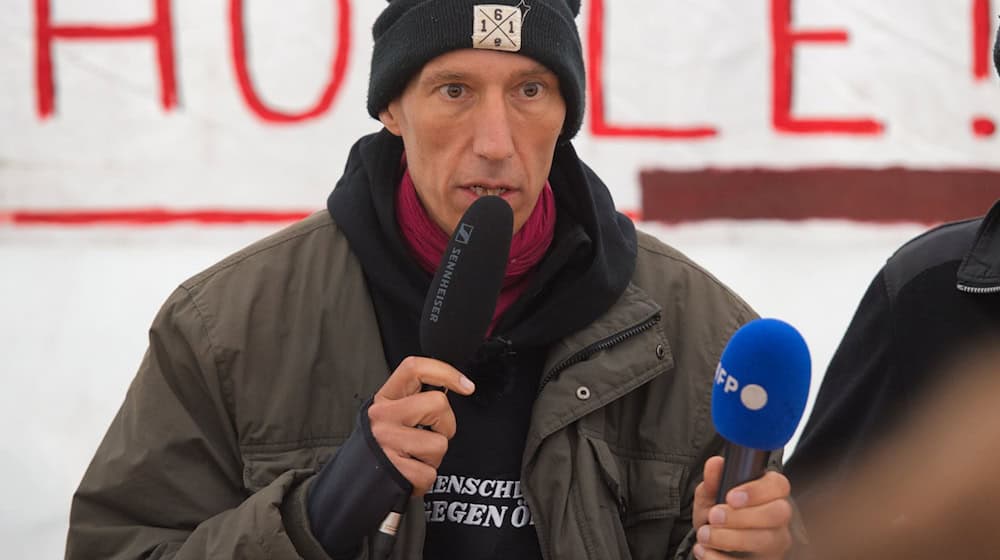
{"left": 711, "top": 318, "right": 811, "bottom": 504}
{"left": 373, "top": 195, "right": 513, "bottom": 559}
{"left": 420, "top": 195, "right": 514, "bottom": 368}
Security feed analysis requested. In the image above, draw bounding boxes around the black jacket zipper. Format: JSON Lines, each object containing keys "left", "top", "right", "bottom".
{"left": 956, "top": 283, "right": 1000, "bottom": 294}
{"left": 537, "top": 313, "right": 662, "bottom": 395}
{"left": 955, "top": 200, "right": 1000, "bottom": 294}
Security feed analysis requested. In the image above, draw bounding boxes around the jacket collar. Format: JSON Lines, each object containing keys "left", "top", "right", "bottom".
{"left": 957, "top": 199, "right": 1000, "bottom": 294}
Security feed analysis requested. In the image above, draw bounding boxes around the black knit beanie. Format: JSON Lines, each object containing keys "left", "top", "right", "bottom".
{"left": 368, "top": 0, "right": 585, "bottom": 140}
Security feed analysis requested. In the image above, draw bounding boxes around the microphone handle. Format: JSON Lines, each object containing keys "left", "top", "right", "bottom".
{"left": 372, "top": 494, "right": 409, "bottom": 560}
{"left": 715, "top": 440, "right": 770, "bottom": 504}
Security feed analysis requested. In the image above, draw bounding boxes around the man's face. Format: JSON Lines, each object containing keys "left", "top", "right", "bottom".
{"left": 380, "top": 49, "right": 566, "bottom": 235}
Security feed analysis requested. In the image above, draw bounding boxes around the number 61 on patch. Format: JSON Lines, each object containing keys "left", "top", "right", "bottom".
{"left": 472, "top": 4, "right": 522, "bottom": 52}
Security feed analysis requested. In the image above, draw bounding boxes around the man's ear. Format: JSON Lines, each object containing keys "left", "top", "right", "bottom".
{"left": 379, "top": 103, "right": 403, "bottom": 136}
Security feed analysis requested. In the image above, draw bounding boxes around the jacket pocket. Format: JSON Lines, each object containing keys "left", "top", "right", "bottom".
{"left": 586, "top": 436, "right": 687, "bottom": 560}
{"left": 241, "top": 444, "right": 339, "bottom": 492}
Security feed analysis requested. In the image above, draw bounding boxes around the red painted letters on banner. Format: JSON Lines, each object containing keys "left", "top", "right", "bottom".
{"left": 770, "top": 0, "right": 883, "bottom": 135}
{"left": 586, "top": 0, "right": 719, "bottom": 139}
{"left": 35, "top": 0, "right": 177, "bottom": 118}
{"left": 229, "top": 0, "right": 351, "bottom": 123}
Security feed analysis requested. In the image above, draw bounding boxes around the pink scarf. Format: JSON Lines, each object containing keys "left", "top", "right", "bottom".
{"left": 396, "top": 168, "right": 556, "bottom": 334}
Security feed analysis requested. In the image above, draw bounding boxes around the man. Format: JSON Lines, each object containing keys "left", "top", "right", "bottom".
{"left": 66, "top": 1, "right": 794, "bottom": 559}
{"left": 785, "top": 25, "right": 1000, "bottom": 517}
{"left": 785, "top": 26, "right": 1000, "bottom": 503}
{"left": 785, "top": 196, "right": 1000, "bottom": 503}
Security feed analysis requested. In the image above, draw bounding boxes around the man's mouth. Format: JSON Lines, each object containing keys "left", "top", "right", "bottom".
{"left": 468, "top": 185, "right": 510, "bottom": 197}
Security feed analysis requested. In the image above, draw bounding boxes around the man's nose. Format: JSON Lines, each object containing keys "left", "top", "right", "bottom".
{"left": 472, "top": 92, "right": 515, "bottom": 162}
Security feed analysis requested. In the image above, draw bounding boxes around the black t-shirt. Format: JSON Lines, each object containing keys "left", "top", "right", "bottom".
{"left": 421, "top": 346, "right": 545, "bottom": 559}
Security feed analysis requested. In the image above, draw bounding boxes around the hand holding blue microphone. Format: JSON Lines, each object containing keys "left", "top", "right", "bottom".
{"left": 692, "top": 318, "right": 811, "bottom": 559}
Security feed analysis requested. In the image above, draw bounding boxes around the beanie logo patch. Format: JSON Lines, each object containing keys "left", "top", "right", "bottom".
{"left": 472, "top": 4, "right": 525, "bottom": 52}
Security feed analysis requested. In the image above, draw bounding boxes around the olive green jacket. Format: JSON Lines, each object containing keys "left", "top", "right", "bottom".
{"left": 67, "top": 210, "right": 762, "bottom": 560}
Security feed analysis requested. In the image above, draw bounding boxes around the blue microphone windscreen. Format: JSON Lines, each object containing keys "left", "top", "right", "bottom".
{"left": 711, "top": 318, "right": 811, "bottom": 451}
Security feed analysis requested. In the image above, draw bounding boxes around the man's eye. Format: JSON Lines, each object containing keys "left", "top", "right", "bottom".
{"left": 522, "top": 82, "right": 542, "bottom": 97}
{"left": 441, "top": 84, "right": 465, "bottom": 98}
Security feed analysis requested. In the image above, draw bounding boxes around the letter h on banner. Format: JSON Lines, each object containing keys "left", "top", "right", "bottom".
{"left": 34, "top": 0, "right": 177, "bottom": 118}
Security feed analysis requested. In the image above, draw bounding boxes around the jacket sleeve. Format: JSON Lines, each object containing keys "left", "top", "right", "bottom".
{"left": 783, "top": 269, "right": 899, "bottom": 506}
{"left": 305, "top": 400, "right": 412, "bottom": 558}
{"left": 65, "top": 287, "right": 339, "bottom": 560}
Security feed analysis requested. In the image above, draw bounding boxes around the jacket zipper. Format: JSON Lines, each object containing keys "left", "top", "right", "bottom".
{"left": 957, "top": 283, "right": 1000, "bottom": 294}
{"left": 528, "top": 312, "right": 662, "bottom": 560}
{"left": 536, "top": 313, "right": 662, "bottom": 396}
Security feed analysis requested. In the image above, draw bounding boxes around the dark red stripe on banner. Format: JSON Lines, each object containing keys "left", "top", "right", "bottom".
{"left": 2, "top": 208, "right": 314, "bottom": 226}
{"left": 641, "top": 168, "right": 1000, "bottom": 224}
{"left": 10, "top": 169, "right": 999, "bottom": 228}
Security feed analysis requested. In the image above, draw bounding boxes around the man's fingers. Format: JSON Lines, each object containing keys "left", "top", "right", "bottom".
{"left": 696, "top": 525, "right": 792, "bottom": 557}
{"left": 708, "top": 497, "right": 793, "bottom": 531}
{"left": 702, "top": 455, "right": 724, "bottom": 495}
{"left": 693, "top": 465, "right": 794, "bottom": 559}
{"left": 389, "top": 454, "right": 440, "bottom": 496}
{"left": 693, "top": 455, "right": 725, "bottom": 527}
{"left": 378, "top": 426, "right": 450, "bottom": 469}
{"left": 724, "top": 470, "right": 791, "bottom": 509}
{"left": 376, "top": 356, "right": 476, "bottom": 400}
{"left": 365, "top": 355, "right": 478, "bottom": 495}
{"left": 369, "top": 390, "right": 458, "bottom": 438}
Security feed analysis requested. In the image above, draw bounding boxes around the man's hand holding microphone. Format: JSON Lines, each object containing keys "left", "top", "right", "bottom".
{"left": 692, "top": 318, "right": 810, "bottom": 559}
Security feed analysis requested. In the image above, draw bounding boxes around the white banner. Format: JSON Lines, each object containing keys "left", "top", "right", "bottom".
{"left": 2, "top": 0, "right": 998, "bottom": 215}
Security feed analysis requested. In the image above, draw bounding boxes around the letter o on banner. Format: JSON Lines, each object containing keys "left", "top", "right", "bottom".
{"left": 229, "top": 0, "right": 352, "bottom": 123}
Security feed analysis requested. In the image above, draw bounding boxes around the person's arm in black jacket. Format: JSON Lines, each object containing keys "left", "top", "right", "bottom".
{"left": 784, "top": 270, "right": 903, "bottom": 505}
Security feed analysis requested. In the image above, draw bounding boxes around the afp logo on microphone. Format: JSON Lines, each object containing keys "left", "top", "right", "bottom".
{"left": 714, "top": 363, "right": 769, "bottom": 411}
{"left": 711, "top": 318, "right": 812, "bottom": 451}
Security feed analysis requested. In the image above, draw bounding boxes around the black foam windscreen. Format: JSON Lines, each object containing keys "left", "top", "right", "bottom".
{"left": 419, "top": 195, "right": 513, "bottom": 369}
